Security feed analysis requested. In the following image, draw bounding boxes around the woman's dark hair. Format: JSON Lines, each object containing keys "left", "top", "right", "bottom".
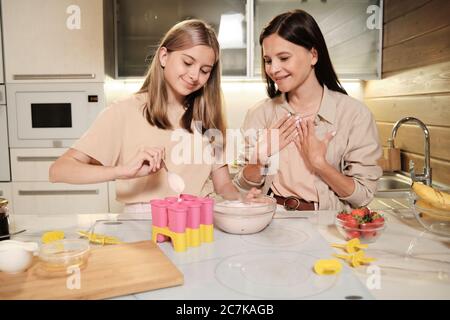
{"left": 259, "top": 9, "right": 347, "bottom": 97}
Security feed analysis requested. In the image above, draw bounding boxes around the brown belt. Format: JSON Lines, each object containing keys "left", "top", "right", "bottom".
{"left": 272, "top": 194, "right": 315, "bottom": 211}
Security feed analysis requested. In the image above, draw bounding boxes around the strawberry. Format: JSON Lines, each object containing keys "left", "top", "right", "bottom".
{"left": 336, "top": 212, "right": 350, "bottom": 221}
{"left": 343, "top": 216, "right": 358, "bottom": 230}
{"left": 351, "top": 208, "right": 366, "bottom": 219}
{"left": 346, "top": 230, "right": 361, "bottom": 240}
{"left": 372, "top": 217, "right": 385, "bottom": 227}
{"left": 360, "top": 222, "right": 378, "bottom": 238}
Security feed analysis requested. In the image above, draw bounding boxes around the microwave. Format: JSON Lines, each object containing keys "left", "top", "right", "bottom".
{"left": 7, "top": 83, "right": 105, "bottom": 148}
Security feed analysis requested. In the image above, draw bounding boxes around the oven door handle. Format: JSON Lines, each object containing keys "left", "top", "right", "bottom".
{"left": 16, "top": 156, "right": 60, "bottom": 162}
{"left": 18, "top": 189, "right": 100, "bottom": 196}
{"left": 13, "top": 74, "right": 96, "bottom": 80}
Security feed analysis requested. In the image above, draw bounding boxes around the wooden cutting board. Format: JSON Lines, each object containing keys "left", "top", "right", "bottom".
{"left": 0, "top": 240, "right": 184, "bottom": 300}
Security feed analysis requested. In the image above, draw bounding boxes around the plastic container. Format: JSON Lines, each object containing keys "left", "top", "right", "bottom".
{"left": 167, "top": 203, "right": 188, "bottom": 233}
{"left": 335, "top": 213, "right": 387, "bottom": 244}
{"left": 150, "top": 199, "right": 170, "bottom": 242}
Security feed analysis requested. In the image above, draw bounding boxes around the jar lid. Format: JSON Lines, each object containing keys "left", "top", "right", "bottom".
{"left": 0, "top": 198, "right": 8, "bottom": 207}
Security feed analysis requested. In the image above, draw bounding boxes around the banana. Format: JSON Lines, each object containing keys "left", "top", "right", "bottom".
{"left": 412, "top": 182, "right": 450, "bottom": 210}
{"left": 415, "top": 199, "right": 450, "bottom": 221}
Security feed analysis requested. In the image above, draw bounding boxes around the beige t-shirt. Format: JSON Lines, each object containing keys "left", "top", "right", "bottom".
{"left": 234, "top": 85, "right": 383, "bottom": 211}
{"left": 72, "top": 93, "right": 224, "bottom": 204}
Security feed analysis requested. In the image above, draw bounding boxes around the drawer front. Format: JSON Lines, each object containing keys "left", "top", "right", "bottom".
{"left": 11, "top": 182, "right": 108, "bottom": 214}
{"left": 10, "top": 148, "right": 67, "bottom": 181}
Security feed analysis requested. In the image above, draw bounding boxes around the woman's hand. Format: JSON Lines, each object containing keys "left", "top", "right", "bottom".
{"left": 294, "top": 120, "right": 335, "bottom": 173}
{"left": 243, "top": 187, "right": 262, "bottom": 202}
{"left": 252, "top": 113, "right": 299, "bottom": 164}
{"left": 116, "top": 147, "right": 165, "bottom": 179}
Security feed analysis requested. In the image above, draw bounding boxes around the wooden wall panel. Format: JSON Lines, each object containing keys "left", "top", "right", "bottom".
{"left": 384, "top": 0, "right": 430, "bottom": 23}
{"left": 384, "top": 0, "right": 450, "bottom": 47}
{"left": 364, "top": 61, "right": 450, "bottom": 97}
{"left": 377, "top": 123, "right": 450, "bottom": 160}
{"left": 383, "top": 25, "right": 450, "bottom": 73}
{"left": 364, "top": 1, "right": 450, "bottom": 186}
{"left": 366, "top": 95, "right": 450, "bottom": 127}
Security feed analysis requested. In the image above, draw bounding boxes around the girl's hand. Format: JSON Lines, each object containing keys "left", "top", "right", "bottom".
{"left": 116, "top": 147, "right": 165, "bottom": 179}
{"left": 294, "top": 120, "right": 335, "bottom": 172}
{"left": 252, "top": 113, "right": 299, "bottom": 164}
{"left": 243, "top": 187, "right": 262, "bottom": 202}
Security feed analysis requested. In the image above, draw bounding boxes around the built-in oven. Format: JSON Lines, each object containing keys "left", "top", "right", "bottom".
{"left": 0, "top": 85, "right": 10, "bottom": 181}
{"left": 7, "top": 82, "right": 105, "bottom": 148}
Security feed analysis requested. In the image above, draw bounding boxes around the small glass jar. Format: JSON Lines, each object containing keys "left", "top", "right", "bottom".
{"left": 0, "top": 198, "right": 10, "bottom": 241}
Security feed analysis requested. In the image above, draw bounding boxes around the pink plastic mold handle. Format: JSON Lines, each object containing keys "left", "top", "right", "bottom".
{"left": 168, "top": 204, "right": 188, "bottom": 233}
{"left": 150, "top": 200, "right": 169, "bottom": 242}
{"left": 200, "top": 197, "right": 214, "bottom": 225}
{"left": 183, "top": 201, "right": 202, "bottom": 229}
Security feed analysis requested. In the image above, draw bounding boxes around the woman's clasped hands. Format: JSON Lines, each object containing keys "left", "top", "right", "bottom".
{"left": 252, "top": 112, "right": 299, "bottom": 165}
{"left": 294, "top": 119, "right": 336, "bottom": 173}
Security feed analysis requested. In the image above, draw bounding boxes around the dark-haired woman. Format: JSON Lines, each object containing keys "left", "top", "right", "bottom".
{"left": 234, "top": 10, "right": 382, "bottom": 211}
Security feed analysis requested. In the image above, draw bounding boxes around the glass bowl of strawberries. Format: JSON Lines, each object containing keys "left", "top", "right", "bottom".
{"left": 335, "top": 207, "right": 386, "bottom": 243}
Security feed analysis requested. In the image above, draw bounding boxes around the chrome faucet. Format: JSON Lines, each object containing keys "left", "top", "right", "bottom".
{"left": 388, "top": 117, "right": 432, "bottom": 186}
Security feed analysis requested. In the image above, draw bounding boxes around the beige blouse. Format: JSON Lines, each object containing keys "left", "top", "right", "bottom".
{"left": 233, "top": 85, "right": 383, "bottom": 211}
{"left": 72, "top": 93, "right": 224, "bottom": 204}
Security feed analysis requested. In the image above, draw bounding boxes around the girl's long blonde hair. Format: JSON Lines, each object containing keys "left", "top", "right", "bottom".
{"left": 138, "top": 19, "right": 225, "bottom": 139}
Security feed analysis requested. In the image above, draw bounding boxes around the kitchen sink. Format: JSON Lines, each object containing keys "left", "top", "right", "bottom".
{"left": 375, "top": 173, "right": 412, "bottom": 198}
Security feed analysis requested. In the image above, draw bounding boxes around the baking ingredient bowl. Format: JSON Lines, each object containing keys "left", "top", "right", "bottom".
{"left": 409, "top": 185, "right": 450, "bottom": 237}
{"left": 0, "top": 240, "right": 39, "bottom": 274}
{"left": 213, "top": 195, "right": 276, "bottom": 235}
{"left": 335, "top": 208, "right": 386, "bottom": 244}
{"left": 38, "top": 239, "right": 90, "bottom": 273}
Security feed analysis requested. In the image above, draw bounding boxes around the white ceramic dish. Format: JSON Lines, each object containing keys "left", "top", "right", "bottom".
{"left": 0, "top": 240, "right": 39, "bottom": 274}
{"left": 213, "top": 196, "right": 276, "bottom": 234}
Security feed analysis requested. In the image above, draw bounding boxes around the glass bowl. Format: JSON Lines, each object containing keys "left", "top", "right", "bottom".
{"left": 409, "top": 187, "right": 450, "bottom": 237}
{"left": 38, "top": 239, "right": 90, "bottom": 274}
{"left": 213, "top": 195, "right": 277, "bottom": 234}
{"left": 334, "top": 211, "right": 387, "bottom": 243}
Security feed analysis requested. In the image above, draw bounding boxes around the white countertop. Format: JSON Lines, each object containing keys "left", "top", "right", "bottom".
{"left": 7, "top": 200, "right": 450, "bottom": 300}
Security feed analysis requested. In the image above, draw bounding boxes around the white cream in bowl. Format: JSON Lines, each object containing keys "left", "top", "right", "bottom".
{"left": 213, "top": 196, "right": 276, "bottom": 234}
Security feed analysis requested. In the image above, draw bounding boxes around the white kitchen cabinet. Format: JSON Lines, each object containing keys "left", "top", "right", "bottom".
{"left": 1, "top": 0, "right": 105, "bottom": 83}
{"left": 10, "top": 148, "right": 67, "bottom": 181}
{"left": 11, "top": 181, "right": 109, "bottom": 215}
{"left": 108, "top": 181, "right": 124, "bottom": 213}
{"left": 9, "top": 148, "right": 109, "bottom": 214}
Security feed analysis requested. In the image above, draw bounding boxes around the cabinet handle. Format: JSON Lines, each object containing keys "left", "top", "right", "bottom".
{"left": 18, "top": 190, "right": 99, "bottom": 196}
{"left": 0, "top": 191, "right": 3, "bottom": 196}
{"left": 17, "top": 156, "right": 59, "bottom": 162}
{"left": 13, "top": 74, "right": 96, "bottom": 80}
